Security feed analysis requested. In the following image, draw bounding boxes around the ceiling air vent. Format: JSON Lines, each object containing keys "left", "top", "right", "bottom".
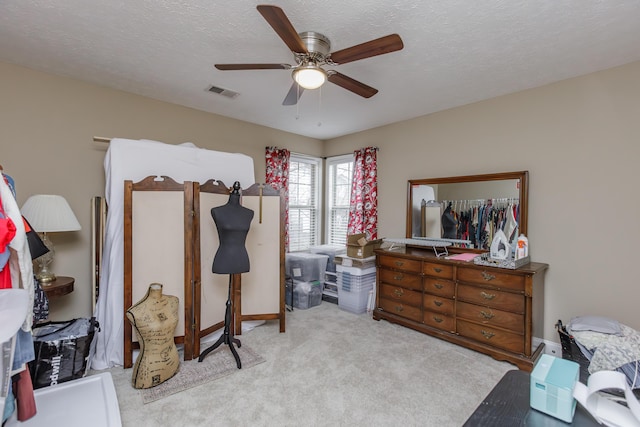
{"left": 207, "top": 85, "right": 239, "bottom": 99}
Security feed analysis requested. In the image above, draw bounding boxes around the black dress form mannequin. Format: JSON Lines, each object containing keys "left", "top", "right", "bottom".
{"left": 198, "top": 181, "right": 254, "bottom": 368}
{"left": 442, "top": 203, "right": 458, "bottom": 239}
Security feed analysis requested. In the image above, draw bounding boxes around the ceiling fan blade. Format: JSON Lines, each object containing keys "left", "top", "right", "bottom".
{"left": 215, "top": 63, "right": 291, "bottom": 70}
{"left": 256, "top": 5, "right": 307, "bottom": 54}
{"left": 329, "top": 34, "right": 404, "bottom": 65}
{"left": 282, "top": 82, "right": 305, "bottom": 106}
{"left": 328, "top": 72, "right": 378, "bottom": 98}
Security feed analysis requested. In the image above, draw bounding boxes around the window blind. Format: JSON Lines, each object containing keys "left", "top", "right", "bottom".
{"left": 288, "top": 155, "right": 320, "bottom": 251}
{"left": 326, "top": 155, "right": 353, "bottom": 246}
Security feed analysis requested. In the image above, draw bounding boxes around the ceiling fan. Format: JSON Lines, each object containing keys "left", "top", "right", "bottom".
{"left": 215, "top": 4, "right": 404, "bottom": 106}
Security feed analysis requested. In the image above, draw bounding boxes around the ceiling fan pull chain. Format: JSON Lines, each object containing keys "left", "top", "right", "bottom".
{"left": 295, "top": 84, "right": 300, "bottom": 119}
{"left": 318, "top": 87, "right": 322, "bottom": 127}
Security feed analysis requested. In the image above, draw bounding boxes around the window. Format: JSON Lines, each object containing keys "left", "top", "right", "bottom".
{"left": 288, "top": 154, "right": 321, "bottom": 251}
{"left": 325, "top": 154, "right": 354, "bottom": 246}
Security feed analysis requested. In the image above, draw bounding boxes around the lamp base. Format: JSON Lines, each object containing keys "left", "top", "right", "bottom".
{"left": 36, "top": 272, "right": 56, "bottom": 283}
{"left": 35, "top": 232, "right": 56, "bottom": 284}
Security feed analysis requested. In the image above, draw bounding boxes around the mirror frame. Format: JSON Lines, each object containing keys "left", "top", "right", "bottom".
{"left": 406, "top": 171, "right": 529, "bottom": 247}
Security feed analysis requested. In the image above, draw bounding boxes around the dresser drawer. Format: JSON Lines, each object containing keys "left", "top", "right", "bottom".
{"left": 379, "top": 268, "right": 421, "bottom": 291}
{"left": 457, "top": 267, "right": 525, "bottom": 291}
{"left": 457, "top": 284, "right": 525, "bottom": 313}
{"left": 423, "top": 294, "right": 454, "bottom": 316}
{"left": 457, "top": 319, "right": 524, "bottom": 354}
{"left": 424, "top": 311, "right": 455, "bottom": 332}
{"left": 423, "top": 262, "right": 453, "bottom": 279}
{"left": 379, "top": 283, "right": 422, "bottom": 307}
{"left": 456, "top": 301, "right": 524, "bottom": 334}
{"left": 378, "top": 255, "right": 422, "bottom": 273}
{"left": 379, "top": 298, "right": 422, "bottom": 323}
{"left": 424, "top": 277, "right": 455, "bottom": 298}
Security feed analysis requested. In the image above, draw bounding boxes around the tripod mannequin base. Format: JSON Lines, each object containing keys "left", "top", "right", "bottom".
{"left": 198, "top": 274, "right": 242, "bottom": 369}
{"left": 198, "top": 329, "right": 242, "bottom": 368}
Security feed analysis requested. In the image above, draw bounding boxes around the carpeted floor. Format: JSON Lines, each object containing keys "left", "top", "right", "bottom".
{"left": 100, "top": 302, "right": 515, "bottom": 426}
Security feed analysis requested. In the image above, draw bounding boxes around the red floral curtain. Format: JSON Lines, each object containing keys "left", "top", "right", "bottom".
{"left": 347, "top": 147, "right": 378, "bottom": 240}
{"left": 265, "top": 146, "right": 290, "bottom": 251}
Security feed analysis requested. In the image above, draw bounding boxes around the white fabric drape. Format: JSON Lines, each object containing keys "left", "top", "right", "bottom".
{"left": 92, "top": 139, "right": 255, "bottom": 369}
{"left": 0, "top": 173, "right": 34, "bottom": 330}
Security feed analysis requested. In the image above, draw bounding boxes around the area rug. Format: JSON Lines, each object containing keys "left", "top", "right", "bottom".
{"left": 140, "top": 345, "right": 265, "bottom": 403}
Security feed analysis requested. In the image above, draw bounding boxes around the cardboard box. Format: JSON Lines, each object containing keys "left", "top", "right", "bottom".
{"left": 346, "top": 234, "right": 383, "bottom": 259}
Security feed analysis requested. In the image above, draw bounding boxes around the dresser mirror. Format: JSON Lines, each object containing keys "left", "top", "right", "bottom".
{"left": 406, "top": 171, "right": 528, "bottom": 250}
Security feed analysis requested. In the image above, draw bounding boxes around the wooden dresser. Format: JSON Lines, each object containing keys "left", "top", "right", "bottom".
{"left": 374, "top": 247, "right": 548, "bottom": 371}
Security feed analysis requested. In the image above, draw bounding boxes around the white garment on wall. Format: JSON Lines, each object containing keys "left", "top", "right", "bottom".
{"left": 92, "top": 139, "right": 255, "bottom": 370}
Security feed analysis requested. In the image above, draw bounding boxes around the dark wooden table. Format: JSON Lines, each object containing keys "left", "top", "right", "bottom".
{"left": 464, "top": 369, "right": 599, "bottom": 426}
{"left": 41, "top": 276, "right": 74, "bottom": 298}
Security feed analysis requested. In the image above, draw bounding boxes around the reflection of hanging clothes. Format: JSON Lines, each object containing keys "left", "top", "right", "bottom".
{"left": 442, "top": 199, "right": 518, "bottom": 250}
{"left": 441, "top": 203, "right": 457, "bottom": 239}
{"left": 503, "top": 203, "right": 518, "bottom": 241}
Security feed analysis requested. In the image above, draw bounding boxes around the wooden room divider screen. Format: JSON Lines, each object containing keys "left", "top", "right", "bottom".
{"left": 123, "top": 176, "right": 284, "bottom": 368}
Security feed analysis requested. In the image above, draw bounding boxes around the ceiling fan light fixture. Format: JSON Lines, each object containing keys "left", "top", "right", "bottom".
{"left": 293, "top": 65, "right": 327, "bottom": 89}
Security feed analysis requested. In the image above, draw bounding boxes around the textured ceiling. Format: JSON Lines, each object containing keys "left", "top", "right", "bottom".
{"left": 1, "top": 1, "right": 639, "bottom": 140}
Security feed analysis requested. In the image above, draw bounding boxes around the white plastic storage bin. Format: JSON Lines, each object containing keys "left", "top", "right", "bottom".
{"left": 336, "top": 265, "right": 376, "bottom": 314}
{"left": 338, "top": 285, "right": 374, "bottom": 314}
{"left": 336, "top": 265, "right": 376, "bottom": 291}
{"left": 285, "top": 253, "right": 329, "bottom": 282}
{"left": 309, "top": 244, "right": 347, "bottom": 272}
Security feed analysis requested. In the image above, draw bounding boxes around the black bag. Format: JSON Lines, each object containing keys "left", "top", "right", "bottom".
{"left": 22, "top": 216, "right": 49, "bottom": 260}
{"left": 29, "top": 317, "right": 99, "bottom": 389}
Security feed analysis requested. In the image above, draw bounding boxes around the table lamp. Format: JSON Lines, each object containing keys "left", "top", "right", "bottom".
{"left": 20, "top": 194, "right": 81, "bottom": 283}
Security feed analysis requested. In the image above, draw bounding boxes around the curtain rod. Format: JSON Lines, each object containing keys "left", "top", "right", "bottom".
{"left": 93, "top": 136, "right": 111, "bottom": 143}
{"left": 322, "top": 146, "right": 379, "bottom": 159}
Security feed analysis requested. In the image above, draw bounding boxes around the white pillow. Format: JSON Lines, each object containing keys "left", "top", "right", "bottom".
{"left": 568, "top": 315, "right": 623, "bottom": 335}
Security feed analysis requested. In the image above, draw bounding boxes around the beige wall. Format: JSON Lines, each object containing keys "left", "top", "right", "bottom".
{"left": 0, "top": 61, "right": 321, "bottom": 321}
{"left": 2, "top": 59, "right": 639, "bottom": 346}
{"left": 326, "top": 60, "right": 640, "bottom": 343}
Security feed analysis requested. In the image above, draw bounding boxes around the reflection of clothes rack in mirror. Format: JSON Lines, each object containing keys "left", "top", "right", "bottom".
{"left": 439, "top": 197, "right": 520, "bottom": 250}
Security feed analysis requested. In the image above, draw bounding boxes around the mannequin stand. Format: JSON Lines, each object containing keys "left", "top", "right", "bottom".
{"left": 198, "top": 274, "right": 242, "bottom": 368}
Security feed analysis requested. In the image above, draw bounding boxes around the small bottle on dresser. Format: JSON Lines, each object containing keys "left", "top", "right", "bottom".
{"left": 516, "top": 234, "right": 529, "bottom": 259}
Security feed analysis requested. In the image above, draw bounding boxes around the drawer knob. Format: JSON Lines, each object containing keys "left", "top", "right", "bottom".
{"left": 434, "top": 300, "right": 443, "bottom": 307}
{"left": 433, "top": 283, "right": 444, "bottom": 290}
{"left": 480, "top": 310, "right": 495, "bottom": 320}
{"left": 393, "top": 288, "right": 404, "bottom": 297}
{"left": 434, "top": 267, "right": 443, "bottom": 273}
{"left": 433, "top": 316, "right": 443, "bottom": 323}
{"left": 481, "top": 330, "right": 495, "bottom": 339}
{"left": 395, "top": 261, "right": 404, "bottom": 267}
{"left": 480, "top": 291, "right": 496, "bottom": 300}
{"left": 394, "top": 274, "right": 404, "bottom": 281}
{"left": 481, "top": 271, "right": 496, "bottom": 281}
{"left": 395, "top": 305, "right": 404, "bottom": 313}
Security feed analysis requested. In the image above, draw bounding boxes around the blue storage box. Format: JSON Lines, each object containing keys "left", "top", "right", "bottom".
{"left": 530, "top": 354, "right": 580, "bottom": 423}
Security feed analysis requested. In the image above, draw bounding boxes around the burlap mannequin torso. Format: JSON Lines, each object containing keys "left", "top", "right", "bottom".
{"left": 126, "top": 283, "right": 179, "bottom": 389}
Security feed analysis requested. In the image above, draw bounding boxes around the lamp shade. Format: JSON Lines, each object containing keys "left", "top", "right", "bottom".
{"left": 293, "top": 66, "right": 327, "bottom": 90}
{"left": 21, "top": 195, "right": 81, "bottom": 232}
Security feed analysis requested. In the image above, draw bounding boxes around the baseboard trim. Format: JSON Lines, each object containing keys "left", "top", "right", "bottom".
{"left": 533, "top": 337, "right": 562, "bottom": 357}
